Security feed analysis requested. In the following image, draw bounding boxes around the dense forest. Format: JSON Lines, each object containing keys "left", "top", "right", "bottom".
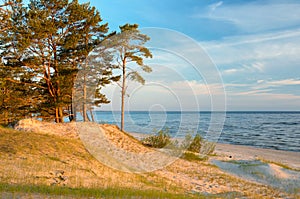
{"left": 0, "top": 0, "right": 152, "bottom": 126}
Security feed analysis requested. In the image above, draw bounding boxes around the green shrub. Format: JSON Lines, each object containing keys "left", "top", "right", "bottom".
{"left": 181, "top": 133, "right": 202, "bottom": 153}
{"left": 188, "top": 134, "right": 203, "bottom": 153}
{"left": 142, "top": 129, "right": 171, "bottom": 148}
{"left": 182, "top": 133, "right": 215, "bottom": 155}
{"left": 142, "top": 130, "right": 216, "bottom": 157}
{"left": 200, "top": 141, "right": 216, "bottom": 155}
{"left": 181, "top": 151, "right": 208, "bottom": 162}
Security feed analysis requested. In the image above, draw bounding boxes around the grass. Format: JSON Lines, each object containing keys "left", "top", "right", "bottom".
{"left": 181, "top": 151, "right": 208, "bottom": 162}
{"left": 0, "top": 183, "right": 199, "bottom": 198}
{"left": 0, "top": 126, "right": 204, "bottom": 198}
{"left": 0, "top": 126, "right": 297, "bottom": 199}
{"left": 258, "top": 158, "right": 300, "bottom": 172}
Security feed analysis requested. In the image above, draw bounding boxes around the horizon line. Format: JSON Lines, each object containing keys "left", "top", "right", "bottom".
{"left": 95, "top": 110, "right": 300, "bottom": 112}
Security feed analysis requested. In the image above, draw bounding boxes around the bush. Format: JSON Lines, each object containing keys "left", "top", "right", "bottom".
{"left": 142, "top": 129, "right": 171, "bottom": 148}
{"left": 182, "top": 133, "right": 215, "bottom": 155}
{"left": 142, "top": 130, "right": 216, "bottom": 157}
{"left": 181, "top": 133, "right": 202, "bottom": 153}
{"left": 200, "top": 141, "right": 216, "bottom": 155}
{"left": 188, "top": 134, "right": 203, "bottom": 153}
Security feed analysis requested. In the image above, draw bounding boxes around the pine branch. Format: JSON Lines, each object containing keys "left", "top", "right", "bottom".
{"left": 5, "top": 78, "right": 47, "bottom": 90}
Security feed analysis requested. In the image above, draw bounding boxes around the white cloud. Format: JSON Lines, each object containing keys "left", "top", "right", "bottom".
{"left": 226, "top": 92, "right": 300, "bottom": 111}
{"left": 270, "top": 79, "right": 300, "bottom": 86}
{"left": 257, "top": 80, "right": 265, "bottom": 84}
{"left": 195, "top": 1, "right": 300, "bottom": 33}
{"left": 170, "top": 80, "right": 225, "bottom": 96}
{"left": 98, "top": 76, "right": 300, "bottom": 111}
{"left": 222, "top": 68, "right": 240, "bottom": 75}
{"left": 205, "top": 29, "right": 300, "bottom": 48}
{"left": 209, "top": 1, "right": 223, "bottom": 11}
{"left": 249, "top": 62, "right": 264, "bottom": 73}
{"left": 201, "top": 29, "right": 300, "bottom": 62}
{"left": 99, "top": 80, "right": 226, "bottom": 111}
{"left": 200, "top": 28, "right": 300, "bottom": 79}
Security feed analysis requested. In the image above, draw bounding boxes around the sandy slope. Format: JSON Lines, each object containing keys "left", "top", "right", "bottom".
{"left": 4, "top": 119, "right": 298, "bottom": 198}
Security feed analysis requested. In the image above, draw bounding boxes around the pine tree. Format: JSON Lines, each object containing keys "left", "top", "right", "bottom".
{"left": 1, "top": 0, "right": 113, "bottom": 123}
{"left": 0, "top": 0, "right": 39, "bottom": 125}
{"left": 63, "top": 1, "right": 119, "bottom": 122}
{"left": 104, "top": 24, "right": 153, "bottom": 131}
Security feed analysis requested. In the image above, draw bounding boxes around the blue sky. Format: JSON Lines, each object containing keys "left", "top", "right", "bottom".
{"left": 83, "top": 0, "right": 300, "bottom": 111}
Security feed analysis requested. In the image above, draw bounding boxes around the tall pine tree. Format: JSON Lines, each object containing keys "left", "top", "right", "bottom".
{"left": 1, "top": 0, "right": 115, "bottom": 123}
{"left": 103, "top": 24, "right": 153, "bottom": 131}
{"left": 0, "top": 0, "right": 39, "bottom": 125}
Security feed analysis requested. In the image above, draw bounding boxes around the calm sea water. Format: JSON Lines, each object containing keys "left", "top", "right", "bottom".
{"left": 94, "top": 111, "right": 300, "bottom": 152}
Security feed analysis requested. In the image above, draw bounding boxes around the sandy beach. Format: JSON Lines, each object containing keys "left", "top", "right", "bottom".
{"left": 129, "top": 131, "right": 300, "bottom": 170}
{"left": 215, "top": 143, "right": 300, "bottom": 170}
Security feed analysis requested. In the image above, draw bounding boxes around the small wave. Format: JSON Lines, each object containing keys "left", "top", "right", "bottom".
{"left": 276, "top": 122, "right": 299, "bottom": 126}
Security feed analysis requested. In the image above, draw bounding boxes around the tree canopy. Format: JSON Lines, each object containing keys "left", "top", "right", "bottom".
{"left": 0, "top": 1, "right": 152, "bottom": 126}
{"left": 0, "top": 0, "right": 117, "bottom": 125}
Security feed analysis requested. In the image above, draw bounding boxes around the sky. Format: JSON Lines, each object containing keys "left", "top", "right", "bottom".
{"left": 82, "top": 0, "right": 300, "bottom": 111}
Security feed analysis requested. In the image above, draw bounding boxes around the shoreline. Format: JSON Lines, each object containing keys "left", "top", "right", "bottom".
{"left": 214, "top": 143, "right": 300, "bottom": 170}
{"left": 128, "top": 132, "right": 300, "bottom": 170}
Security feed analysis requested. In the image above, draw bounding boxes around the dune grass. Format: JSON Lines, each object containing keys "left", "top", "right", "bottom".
{"left": 0, "top": 183, "right": 200, "bottom": 199}
{"left": 0, "top": 126, "right": 297, "bottom": 198}
{"left": 0, "top": 126, "right": 203, "bottom": 198}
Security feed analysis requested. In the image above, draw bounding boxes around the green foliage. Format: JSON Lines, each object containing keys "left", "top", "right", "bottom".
{"left": 0, "top": 183, "right": 198, "bottom": 198}
{"left": 0, "top": 0, "right": 117, "bottom": 124}
{"left": 200, "top": 141, "right": 216, "bottom": 156}
{"left": 142, "top": 129, "right": 171, "bottom": 148}
{"left": 182, "top": 134, "right": 203, "bottom": 153}
{"left": 103, "top": 23, "right": 153, "bottom": 131}
{"left": 141, "top": 130, "right": 216, "bottom": 158}
{"left": 181, "top": 133, "right": 215, "bottom": 156}
{"left": 181, "top": 152, "right": 208, "bottom": 162}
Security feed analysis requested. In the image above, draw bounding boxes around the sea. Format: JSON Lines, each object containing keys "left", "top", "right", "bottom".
{"left": 92, "top": 111, "right": 300, "bottom": 152}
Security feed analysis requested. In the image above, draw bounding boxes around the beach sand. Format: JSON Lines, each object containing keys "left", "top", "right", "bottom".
{"left": 215, "top": 143, "right": 300, "bottom": 170}
{"left": 129, "top": 131, "right": 300, "bottom": 170}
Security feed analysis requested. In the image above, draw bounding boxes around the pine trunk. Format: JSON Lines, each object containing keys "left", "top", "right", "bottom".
{"left": 58, "top": 106, "right": 64, "bottom": 123}
{"left": 4, "top": 109, "right": 8, "bottom": 126}
{"left": 121, "top": 59, "right": 126, "bottom": 132}
{"left": 55, "top": 107, "right": 59, "bottom": 123}
{"left": 90, "top": 109, "right": 95, "bottom": 122}
{"left": 83, "top": 73, "right": 88, "bottom": 122}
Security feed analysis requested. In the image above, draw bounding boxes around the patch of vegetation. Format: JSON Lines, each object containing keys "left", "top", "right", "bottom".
{"left": 181, "top": 151, "right": 208, "bottom": 162}
{"left": 258, "top": 158, "right": 300, "bottom": 172}
{"left": 0, "top": 183, "right": 201, "bottom": 199}
{"left": 142, "top": 129, "right": 172, "bottom": 148}
{"left": 46, "top": 156, "right": 68, "bottom": 164}
{"left": 0, "top": 144, "right": 16, "bottom": 154}
{"left": 200, "top": 141, "right": 216, "bottom": 156}
{"left": 142, "top": 130, "right": 216, "bottom": 159}
{"left": 182, "top": 134, "right": 202, "bottom": 153}
{"left": 182, "top": 133, "right": 216, "bottom": 156}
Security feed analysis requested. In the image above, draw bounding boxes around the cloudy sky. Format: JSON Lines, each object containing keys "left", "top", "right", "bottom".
{"left": 85, "top": 0, "right": 300, "bottom": 111}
